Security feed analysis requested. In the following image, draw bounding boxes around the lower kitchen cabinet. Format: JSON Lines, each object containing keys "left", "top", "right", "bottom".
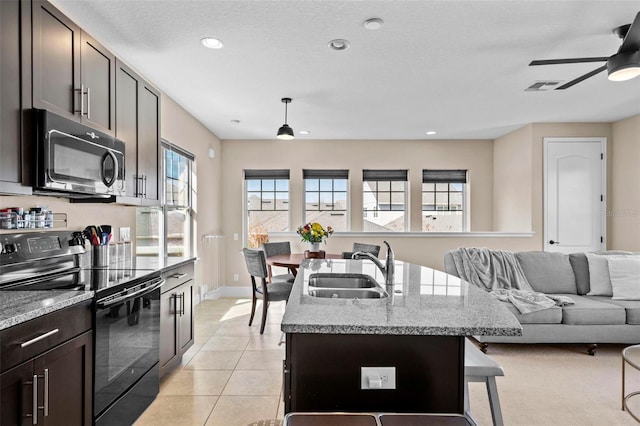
{"left": 159, "top": 261, "right": 194, "bottom": 378}
{"left": 0, "top": 301, "right": 93, "bottom": 425}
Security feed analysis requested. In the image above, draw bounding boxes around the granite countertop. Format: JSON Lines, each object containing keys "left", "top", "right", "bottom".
{"left": 0, "top": 290, "right": 94, "bottom": 331}
{"left": 132, "top": 256, "right": 197, "bottom": 272}
{"left": 0, "top": 257, "right": 197, "bottom": 331}
{"left": 281, "top": 259, "right": 522, "bottom": 337}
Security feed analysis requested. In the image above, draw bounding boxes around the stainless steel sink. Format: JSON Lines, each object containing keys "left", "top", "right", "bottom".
{"left": 308, "top": 288, "right": 388, "bottom": 299}
{"left": 308, "top": 273, "right": 378, "bottom": 289}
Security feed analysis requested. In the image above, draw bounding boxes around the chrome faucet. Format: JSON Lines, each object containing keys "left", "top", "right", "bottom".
{"left": 352, "top": 241, "right": 395, "bottom": 285}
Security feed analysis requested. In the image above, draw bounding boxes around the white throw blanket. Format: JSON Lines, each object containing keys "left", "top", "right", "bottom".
{"left": 450, "top": 247, "right": 573, "bottom": 314}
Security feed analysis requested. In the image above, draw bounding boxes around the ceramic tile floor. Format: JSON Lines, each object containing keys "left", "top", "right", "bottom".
{"left": 135, "top": 298, "right": 287, "bottom": 426}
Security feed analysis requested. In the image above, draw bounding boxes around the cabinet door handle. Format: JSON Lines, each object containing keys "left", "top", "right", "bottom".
{"left": 42, "top": 369, "right": 50, "bottom": 417}
{"left": 21, "top": 329, "right": 59, "bottom": 348}
{"left": 86, "top": 87, "right": 91, "bottom": 119}
{"left": 170, "top": 273, "right": 187, "bottom": 280}
{"left": 32, "top": 374, "right": 38, "bottom": 425}
{"left": 75, "top": 84, "right": 85, "bottom": 116}
{"left": 181, "top": 292, "right": 185, "bottom": 316}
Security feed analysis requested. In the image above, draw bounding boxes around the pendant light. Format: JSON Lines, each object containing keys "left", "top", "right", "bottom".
{"left": 277, "top": 98, "right": 294, "bottom": 140}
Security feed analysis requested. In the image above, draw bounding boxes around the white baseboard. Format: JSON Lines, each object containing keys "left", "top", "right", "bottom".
{"left": 204, "top": 285, "right": 252, "bottom": 300}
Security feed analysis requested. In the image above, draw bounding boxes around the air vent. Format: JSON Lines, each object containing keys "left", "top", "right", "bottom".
{"left": 525, "top": 81, "right": 564, "bottom": 91}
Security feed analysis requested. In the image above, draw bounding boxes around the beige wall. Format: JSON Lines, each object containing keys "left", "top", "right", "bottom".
{"left": 493, "top": 124, "right": 533, "bottom": 232}
{"left": 221, "top": 138, "right": 506, "bottom": 286}
{"left": 610, "top": 115, "right": 640, "bottom": 250}
{"left": 161, "top": 95, "right": 223, "bottom": 300}
{"left": 0, "top": 194, "right": 136, "bottom": 234}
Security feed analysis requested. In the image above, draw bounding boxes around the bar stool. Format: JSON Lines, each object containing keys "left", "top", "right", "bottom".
{"left": 464, "top": 338, "right": 505, "bottom": 426}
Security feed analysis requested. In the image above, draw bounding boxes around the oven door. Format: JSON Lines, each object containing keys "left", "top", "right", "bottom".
{"left": 45, "top": 129, "right": 125, "bottom": 196}
{"left": 93, "top": 276, "right": 163, "bottom": 419}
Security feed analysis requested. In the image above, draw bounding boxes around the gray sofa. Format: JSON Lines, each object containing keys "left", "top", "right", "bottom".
{"left": 444, "top": 250, "right": 640, "bottom": 355}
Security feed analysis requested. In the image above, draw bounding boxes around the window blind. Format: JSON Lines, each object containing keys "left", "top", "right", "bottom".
{"left": 422, "top": 169, "right": 467, "bottom": 183}
{"left": 362, "top": 169, "right": 408, "bottom": 181}
{"left": 303, "top": 169, "right": 349, "bottom": 179}
{"left": 244, "top": 169, "right": 290, "bottom": 179}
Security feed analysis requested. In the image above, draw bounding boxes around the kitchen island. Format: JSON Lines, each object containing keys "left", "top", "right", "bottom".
{"left": 281, "top": 258, "right": 521, "bottom": 415}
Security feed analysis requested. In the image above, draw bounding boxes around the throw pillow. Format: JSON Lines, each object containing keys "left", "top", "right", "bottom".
{"left": 586, "top": 253, "right": 613, "bottom": 296}
{"left": 609, "top": 256, "right": 640, "bottom": 300}
{"left": 515, "top": 251, "right": 577, "bottom": 294}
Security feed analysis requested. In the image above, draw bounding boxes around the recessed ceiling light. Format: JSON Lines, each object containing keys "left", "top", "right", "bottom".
{"left": 328, "top": 39, "right": 350, "bottom": 51}
{"left": 299, "top": 130, "right": 310, "bottom": 135}
{"left": 363, "top": 18, "right": 384, "bottom": 30}
{"left": 201, "top": 37, "right": 223, "bottom": 49}
{"left": 230, "top": 119, "right": 240, "bottom": 124}
{"left": 426, "top": 131, "right": 437, "bottom": 135}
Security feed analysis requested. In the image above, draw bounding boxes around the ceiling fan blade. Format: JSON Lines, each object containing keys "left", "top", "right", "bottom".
{"left": 529, "top": 57, "right": 608, "bottom": 66}
{"left": 619, "top": 11, "right": 640, "bottom": 52}
{"left": 555, "top": 65, "right": 607, "bottom": 90}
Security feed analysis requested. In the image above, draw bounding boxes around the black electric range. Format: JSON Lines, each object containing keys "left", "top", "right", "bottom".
{"left": 0, "top": 230, "right": 163, "bottom": 426}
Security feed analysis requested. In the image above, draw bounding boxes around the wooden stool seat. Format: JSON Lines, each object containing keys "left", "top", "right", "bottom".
{"left": 464, "top": 338, "right": 504, "bottom": 426}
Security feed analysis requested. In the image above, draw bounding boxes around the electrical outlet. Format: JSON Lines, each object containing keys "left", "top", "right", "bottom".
{"left": 233, "top": 274, "right": 239, "bottom": 281}
{"left": 361, "top": 367, "right": 396, "bottom": 390}
{"left": 233, "top": 233, "right": 239, "bottom": 241}
{"left": 119, "top": 227, "right": 131, "bottom": 242}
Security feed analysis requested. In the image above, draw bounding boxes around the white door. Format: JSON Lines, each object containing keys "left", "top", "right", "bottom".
{"left": 544, "top": 138, "right": 606, "bottom": 253}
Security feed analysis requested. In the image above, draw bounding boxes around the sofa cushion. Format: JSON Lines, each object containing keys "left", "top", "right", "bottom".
{"left": 501, "top": 302, "right": 562, "bottom": 324}
{"left": 559, "top": 294, "right": 626, "bottom": 325}
{"left": 515, "top": 252, "right": 577, "bottom": 294}
{"left": 586, "top": 253, "right": 613, "bottom": 296}
{"left": 586, "top": 297, "right": 640, "bottom": 325}
{"left": 569, "top": 253, "right": 590, "bottom": 295}
{"left": 609, "top": 256, "right": 640, "bottom": 300}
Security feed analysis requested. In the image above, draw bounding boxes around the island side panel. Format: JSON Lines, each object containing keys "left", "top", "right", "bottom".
{"left": 284, "top": 333, "right": 464, "bottom": 414}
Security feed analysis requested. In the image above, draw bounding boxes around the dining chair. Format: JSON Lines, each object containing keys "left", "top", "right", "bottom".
{"left": 243, "top": 248, "right": 293, "bottom": 334}
{"left": 262, "top": 241, "right": 295, "bottom": 282}
{"left": 342, "top": 242, "right": 381, "bottom": 259}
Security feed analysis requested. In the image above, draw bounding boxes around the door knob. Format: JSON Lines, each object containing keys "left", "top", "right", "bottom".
{"left": 549, "top": 240, "right": 559, "bottom": 245}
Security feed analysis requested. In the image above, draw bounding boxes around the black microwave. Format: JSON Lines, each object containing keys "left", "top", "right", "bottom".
{"left": 33, "top": 109, "right": 126, "bottom": 198}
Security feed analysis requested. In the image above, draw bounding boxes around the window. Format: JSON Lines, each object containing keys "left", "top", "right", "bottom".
{"left": 422, "top": 169, "right": 467, "bottom": 232}
{"left": 303, "top": 169, "right": 349, "bottom": 231}
{"left": 245, "top": 169, "right": 290, "bottom": 248}
{"left": 164, "top": 144, "right": 194, "bottom": 256}
{"left": 136, "top": 141, "right": 194, "bottom": 257}
{"left": 362, "top": 169, "right": 408, "bottom": 232}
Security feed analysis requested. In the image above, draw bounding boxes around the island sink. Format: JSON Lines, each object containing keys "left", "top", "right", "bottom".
{"left": 308, "top": 288, "right": 388, "bottom": 299}
{"left": 308, "top": 273, "right": 378, "bottom": 289}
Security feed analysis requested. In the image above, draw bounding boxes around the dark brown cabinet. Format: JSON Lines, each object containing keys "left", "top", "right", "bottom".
{"left": 0, "top": 301, "right": 93, "bottom": 425}
{"left": 284, "top": 333, "right": 464, "bottom": 415}
{"left": 0, "top": 0, "right": 31, "bottom": 195}
{"left": 115, "top": 59, "right": 161, "bottom": 203}
{"left": 32, "top": 0, "right": 115, "bottom": 135}
{"left": 159, "top": 262, "right": 195, "bottom": 378}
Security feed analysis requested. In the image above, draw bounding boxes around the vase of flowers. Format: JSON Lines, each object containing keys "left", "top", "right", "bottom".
{"left": 297, "top": 222, "right": 333, "bottom": 252}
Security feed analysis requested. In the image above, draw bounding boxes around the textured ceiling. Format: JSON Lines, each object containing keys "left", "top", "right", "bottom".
{"left": 51, "top": 0, "right": 640, "bottom": 140}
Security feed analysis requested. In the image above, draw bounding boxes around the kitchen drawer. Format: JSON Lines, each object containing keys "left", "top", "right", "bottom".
{"left": 1, "top": 299, "right": 92, "bottom": 373}
{"left": 162, "top": 261, "right": 194, "bottom": 293}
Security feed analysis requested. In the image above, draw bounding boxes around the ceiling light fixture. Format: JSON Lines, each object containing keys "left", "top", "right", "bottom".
{"left": 328, "top": 39, "right": 350, "bottom": 51}
{"left": 426, "top": 131, "right": 437, "bottom": 135}
{"left": 277, "top": 98, "right": 294, "bottom": 140}
{"left": 363, "top": 18, "right": 384, "bottom": 30}
{"left": 607, "top": 51, "right": 640, "bottom": 81}
{"left": 299, "top": 130, "right": 310, "bottom": 135}
{"left": 201, "top": 37, "right": 224, "bottom": 49}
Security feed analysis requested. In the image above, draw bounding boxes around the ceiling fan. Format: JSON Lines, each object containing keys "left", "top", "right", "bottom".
{"left": 529, "top": 11, "right": 640, "bottom": 90}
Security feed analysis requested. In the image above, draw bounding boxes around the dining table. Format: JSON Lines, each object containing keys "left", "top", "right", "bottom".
{"left": 266, "top": 252, "right": 343, "bottom": 278}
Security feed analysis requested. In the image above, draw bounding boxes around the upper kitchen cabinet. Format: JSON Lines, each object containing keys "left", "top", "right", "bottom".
{"left": 31, "top": 0, "right": 115, "bottom": 135}
{"left": 116, "top": 59, "right": 161, "bottom": 203}
{"left": 0, "top": 0, "right": 31, "bottom": 195}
